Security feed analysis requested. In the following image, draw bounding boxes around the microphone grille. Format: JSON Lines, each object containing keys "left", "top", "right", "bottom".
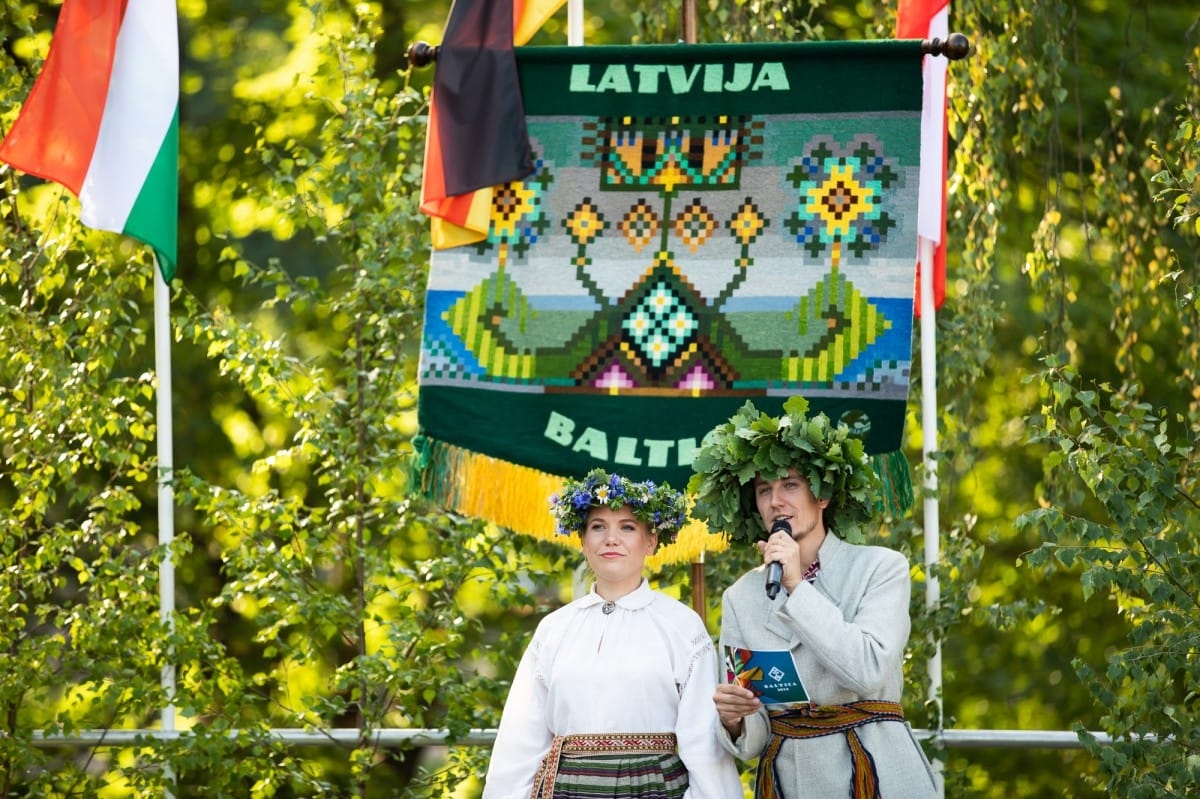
{"left": 770, "top": 519, "right": 792, "bottom": 534}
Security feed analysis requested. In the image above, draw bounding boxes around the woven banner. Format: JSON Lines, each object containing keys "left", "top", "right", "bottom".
{"left": 415, "top": 41, "right": 924, "bottom": 559}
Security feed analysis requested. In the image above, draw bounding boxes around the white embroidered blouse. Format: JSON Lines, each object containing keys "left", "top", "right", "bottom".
{"left": 482, "top": 579, "right": 744, "bottom": 799}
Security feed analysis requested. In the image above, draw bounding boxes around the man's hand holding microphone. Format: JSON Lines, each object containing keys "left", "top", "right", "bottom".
{"left": 759, "top": 519, "right": 800, "bottom": 598}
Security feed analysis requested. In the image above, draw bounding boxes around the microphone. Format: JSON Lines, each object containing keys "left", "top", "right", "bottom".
{"left": 765, "top": 519, "right": 790, "bottom": 599}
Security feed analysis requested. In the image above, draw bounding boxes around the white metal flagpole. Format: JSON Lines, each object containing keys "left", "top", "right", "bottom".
{"left": 153, "top": 258, "right": 177, "bottom": 793}
{"left": 918, "top": 237, "right": 943, "bottom": 797}
{"left": 913, "top": 12, "right": 949, "bottom": 793}
{"left": 567, "top": 0, "right": 583, "bottom": 45}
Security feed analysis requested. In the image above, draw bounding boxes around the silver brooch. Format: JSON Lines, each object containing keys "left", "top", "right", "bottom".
{"left": 602, "top": 601, "right": 616, "bottom": 615}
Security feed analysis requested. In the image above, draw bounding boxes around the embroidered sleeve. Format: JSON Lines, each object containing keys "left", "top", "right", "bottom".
{"left": 678, "top": 629, "right": 714, "bottom": 695}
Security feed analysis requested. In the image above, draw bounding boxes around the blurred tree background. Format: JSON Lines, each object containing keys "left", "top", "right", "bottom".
{"left": 0, "top": 0, "right": 1196, "bottom": 797}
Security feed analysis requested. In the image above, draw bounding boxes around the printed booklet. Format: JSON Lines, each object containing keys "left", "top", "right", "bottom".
{"left": 723, "top": 645, "right": 809, "bottom": 705}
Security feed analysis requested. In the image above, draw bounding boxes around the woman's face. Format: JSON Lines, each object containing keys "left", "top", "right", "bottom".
{"left": 580, "top": 504, "right": 658, "bottom": 591}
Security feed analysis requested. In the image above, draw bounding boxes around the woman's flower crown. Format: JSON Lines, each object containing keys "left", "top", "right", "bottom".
{"left": 550, "top": 469, "right": 689, "bottom": 541}
{"left": 687, "top": 396, "right": 881, "bottom": 545}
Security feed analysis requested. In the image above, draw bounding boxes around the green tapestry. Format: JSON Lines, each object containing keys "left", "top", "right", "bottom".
{"left": 414, "top": 41, "right": 924, "bottom": 541}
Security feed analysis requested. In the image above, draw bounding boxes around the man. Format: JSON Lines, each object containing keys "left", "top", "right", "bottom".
{"left": 688, "top": 397, "right": 938, "bottom": 799}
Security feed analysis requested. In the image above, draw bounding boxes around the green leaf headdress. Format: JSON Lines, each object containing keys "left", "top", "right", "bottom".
{"left": 550, "top": 469, "right": 689, "bottom": 541}
{"left": 687, "top": 397, "right": 882, "bottom": 544}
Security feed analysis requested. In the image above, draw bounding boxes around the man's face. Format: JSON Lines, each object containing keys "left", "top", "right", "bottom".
{"left": 752, "top": 468, "right": 829, "bottom": 540}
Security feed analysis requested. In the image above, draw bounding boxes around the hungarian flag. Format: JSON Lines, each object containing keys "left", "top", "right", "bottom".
{"left": 419, "top": 0, "right": 565, "bottom": 250}
{"left": 0, "top": 0, "right": 179, "bottom": 281}
{"left": 896, "top": 0, "right": 948, "bottom": 316}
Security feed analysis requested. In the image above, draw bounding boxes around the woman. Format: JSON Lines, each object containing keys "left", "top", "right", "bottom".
{"left": 481, "top": 469, "right": 744, "bottom": 799}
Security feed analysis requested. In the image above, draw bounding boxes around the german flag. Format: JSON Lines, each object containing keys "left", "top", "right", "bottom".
{"left": 419, "top": 0, "right": 566, "bottom": 250}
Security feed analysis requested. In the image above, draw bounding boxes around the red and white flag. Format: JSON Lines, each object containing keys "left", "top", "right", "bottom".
{"left": 896, "top": 0, "right": 949, "bottom": 316}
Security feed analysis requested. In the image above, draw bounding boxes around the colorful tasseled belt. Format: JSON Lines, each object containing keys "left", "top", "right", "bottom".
{"left": 530, "top": 732, "right": 678, "bottom": 799}
{"left": 755, "top": 700, "right": 905, "bottom": 799}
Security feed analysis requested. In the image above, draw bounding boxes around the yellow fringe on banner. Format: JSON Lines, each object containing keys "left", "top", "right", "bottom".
{"left": 411, "top": 436, "right": 728, "bottom": 569}
{"left": 648, "top": 518, "right": 728, "bottom": 572}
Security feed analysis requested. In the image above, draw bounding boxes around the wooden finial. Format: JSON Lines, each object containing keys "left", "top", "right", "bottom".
{"left": 921, "top": 32, "right": 972, "bottom": 60}
{"left": 406, "top": 41, "right": 439, "bottom": 69}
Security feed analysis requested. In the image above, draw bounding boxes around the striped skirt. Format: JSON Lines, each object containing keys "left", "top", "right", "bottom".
{"left": 532, "top": 733, "right": 688, "bottom": 799}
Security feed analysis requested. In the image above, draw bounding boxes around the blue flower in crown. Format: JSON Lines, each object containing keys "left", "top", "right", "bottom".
{"left": 550, "top": 469, "right": 688, "bottom": 541}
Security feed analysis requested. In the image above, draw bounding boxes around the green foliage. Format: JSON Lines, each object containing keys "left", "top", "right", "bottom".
{"left": 1018, "top": 363, "right": 1199, "bottom": 796}
{"left": 1013, "top": 50, "right": 1200, "bottom": 796}
{"left": 0, "top": 133, "right": 177, "bottom": 793}
{"left": 1149, "top": 48, "right": 1200, "bottom": 274}
{"left": 156, "top": 5, "right": 543, "bottom": 795}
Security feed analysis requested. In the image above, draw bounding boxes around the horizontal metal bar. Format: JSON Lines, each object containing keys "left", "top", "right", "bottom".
{"left": 920, "top": 729, "right": 1118, "bottom": 749}
{"left": 28, "top": 728, "right": 497, "bottom": 747}
{"left": 27, "top": 728, "right": 1136, "bottom": 750}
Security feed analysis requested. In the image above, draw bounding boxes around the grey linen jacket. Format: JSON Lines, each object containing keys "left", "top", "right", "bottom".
{"left": 716, "top": 533, "right": 938, "bottom": 798}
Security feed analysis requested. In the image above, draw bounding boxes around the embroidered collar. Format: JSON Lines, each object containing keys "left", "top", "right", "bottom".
{"left": 579, "top": 579, "right": 654, "bottom": 613}
{"left": 778, "top": 560, "right": 820, "bottom": 599}
{"left": 801, "top": 559, "right": 821, "bottom": 583}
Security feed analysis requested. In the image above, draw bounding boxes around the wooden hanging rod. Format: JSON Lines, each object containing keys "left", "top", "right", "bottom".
{"left": 404, "top": 33, "right": 972, "bottom": 69}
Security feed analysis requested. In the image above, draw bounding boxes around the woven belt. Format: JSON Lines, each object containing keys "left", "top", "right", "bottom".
{"left": 530, "top": 732, "right": 678, "bottom": 799}
{"left": 755, "top": 701, "right": 904, "bottom": 799}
